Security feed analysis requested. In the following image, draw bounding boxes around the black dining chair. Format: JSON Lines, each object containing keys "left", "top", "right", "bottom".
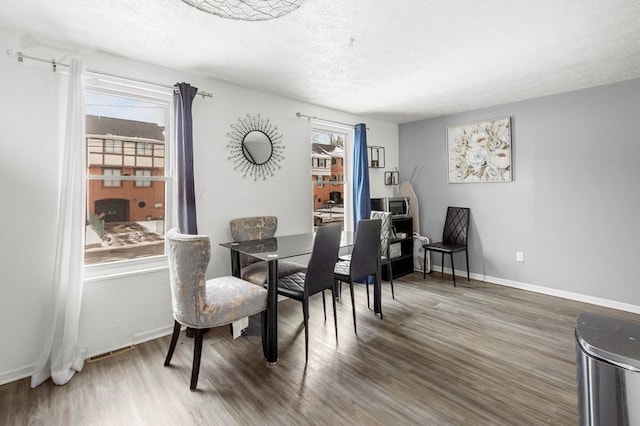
{"left": 275, "top": 222, "right": 343, "bottom": 362}
{"left": 423, "top": 207, "right": 470, "bottom": 287}
{"left": 338, "top": 211, "right": 395, "bottom": 304}
{"left": 334, "top": 218, "right": 382, "bottom": 334}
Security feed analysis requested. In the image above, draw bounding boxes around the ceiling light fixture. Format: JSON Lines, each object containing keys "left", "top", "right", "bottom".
{"left": 179, "top": 0, "right": 306, "bottom": 21}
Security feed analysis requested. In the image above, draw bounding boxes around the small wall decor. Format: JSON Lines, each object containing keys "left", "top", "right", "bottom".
{"left": 368, "top": 146, "right": 385, "bottom": 168}
{"left": 447, "top": 117, "right": 511, "bottom": 183}
{"left": 384, "top": 171, "right": 399, "bottom": 185}
{"left": 227, "top": 113, "right": 285, "bottom": 181}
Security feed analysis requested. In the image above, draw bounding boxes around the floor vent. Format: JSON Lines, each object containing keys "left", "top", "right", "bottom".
{"left": 87, "top": 346, "right": 134, "bottom": 363}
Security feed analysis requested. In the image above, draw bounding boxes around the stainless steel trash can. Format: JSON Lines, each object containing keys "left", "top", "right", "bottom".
{"left": 576, "top": 312, "right": 640, "bottom": 425}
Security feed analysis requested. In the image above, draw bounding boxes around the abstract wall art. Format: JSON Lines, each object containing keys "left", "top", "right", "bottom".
{"left": 447, "top": 117, "right": 512, "bottom": 183}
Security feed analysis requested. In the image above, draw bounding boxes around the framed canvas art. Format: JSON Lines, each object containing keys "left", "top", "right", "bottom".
{"left": 447, "top": 117, "right": 512, "bottom": 183}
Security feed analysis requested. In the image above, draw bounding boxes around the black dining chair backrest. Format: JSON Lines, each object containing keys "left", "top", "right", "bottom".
{"left": 304, "top": 223, "right": 343, "bottom": 297}
{"left": 350, "top": 219, "right": 381, "bottom": 282}
{"left": 442, "top": 207, "right": 470, "bottom": 246}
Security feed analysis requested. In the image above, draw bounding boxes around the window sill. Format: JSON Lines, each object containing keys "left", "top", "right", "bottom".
{"left": 84, "top": 255, "right": 169, "bottom": 283}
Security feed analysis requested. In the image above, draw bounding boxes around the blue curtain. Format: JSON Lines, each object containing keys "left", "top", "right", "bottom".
{"left": 174, "top": 83, "right": 199, "bottom": 234}
{"left": 353, "top": 123, "right": 371, "bottom": 226}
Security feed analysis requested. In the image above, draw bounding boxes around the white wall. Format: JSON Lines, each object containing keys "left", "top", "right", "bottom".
{"left": 399, "top": 78, "right": 640, "bottom": 312}
{"left": 0, "top": 30, "right": 61, "bottom": 384}
{"left": 0, "top": 26, "right": 399, "bottom": 384}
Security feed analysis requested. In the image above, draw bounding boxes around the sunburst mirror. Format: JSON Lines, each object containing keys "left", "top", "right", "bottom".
{"left": 227, "top": 114, "right": 285, "bottom": 180}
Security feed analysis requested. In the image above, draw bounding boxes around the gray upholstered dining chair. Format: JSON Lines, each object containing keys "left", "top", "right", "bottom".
{"left": 164, "top": 228, "right": 268, "bottom": 390}
{"left": 333, "top": 218, "right": 382, "bottom": 334}
{"left": 276, "top": 222, "right": 343, "bottom": 362}
{"left": 229, "top": 216, "right": 306, "bottom": 285}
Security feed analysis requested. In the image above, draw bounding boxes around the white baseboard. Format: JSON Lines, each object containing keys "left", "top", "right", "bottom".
{"left": 132, "top": 324, "right": 176, "bottom": 346}
{"left": 84, "top": 324, "right": 176, "bottom": 361}
{"left": 0, "top": 324, "right": 177, "bottom": 386}
{"left": 433, "top": 266, "right": 640, "bottom": 315}
{"left": 0, "top": 363, "right": 35, "bottom": 386}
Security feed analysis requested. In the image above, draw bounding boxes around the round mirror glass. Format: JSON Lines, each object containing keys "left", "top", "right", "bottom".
{"left": 242, "top": 131, "right": 272, "bottom": 165}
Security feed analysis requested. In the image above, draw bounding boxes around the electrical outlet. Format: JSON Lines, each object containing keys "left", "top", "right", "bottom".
{"left": 516, "top": 251, "right": 524, "bottom": 262}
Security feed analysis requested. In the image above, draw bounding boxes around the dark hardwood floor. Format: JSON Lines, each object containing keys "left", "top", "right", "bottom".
{"left": 2, "top": 272, "right": 638, "bottom": 425}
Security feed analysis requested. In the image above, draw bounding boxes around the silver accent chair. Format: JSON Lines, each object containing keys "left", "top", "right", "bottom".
{"left": 164, "top": 228, "right": 268, "bottom": 390}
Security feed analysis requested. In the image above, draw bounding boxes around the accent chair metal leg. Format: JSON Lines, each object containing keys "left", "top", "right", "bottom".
{"left": 450, "top": 253, "right": 456, "bottom": 287}
{"left": 466, "top": 250, "right": 470, "bottom": 281}
{"left": 331, "top": 287, "right": 338, "bottom": 343}
{"left": 423, "top": 249, "right": 427, "bottom": 279}
{"left": 388, "top": 261, "right": 395, "bottom": 299}
{"left": 349, "top": 282, "right": 357, "bottom": 335}
{"left": 303, "top": 299, "right": 309, "bottom": 362}
{"left": 322, "top": 290, "right": 327, "bottom": 321}
{"left": 365, "top": 277, "right": 370, "bottom": 309}
{"left": 376, "top": 274, "right": 383, "bottom": 319}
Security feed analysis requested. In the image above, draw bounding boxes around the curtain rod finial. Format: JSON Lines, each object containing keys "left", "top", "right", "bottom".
{"left": 6, "top": 49, "right": 24, "bottom": 62}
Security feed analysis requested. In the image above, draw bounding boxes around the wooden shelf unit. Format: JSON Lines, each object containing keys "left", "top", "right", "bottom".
{"left": 383, "top": 215, "right": 413, "bottom": 280}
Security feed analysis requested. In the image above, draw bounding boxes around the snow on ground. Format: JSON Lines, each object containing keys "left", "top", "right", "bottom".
{"left": 85, "top": 220, "right": 164, "bottom": 245}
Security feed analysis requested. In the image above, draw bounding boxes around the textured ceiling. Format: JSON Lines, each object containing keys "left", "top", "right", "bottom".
{"left": 1, "top": 0, "right": 640, "bottom": 123}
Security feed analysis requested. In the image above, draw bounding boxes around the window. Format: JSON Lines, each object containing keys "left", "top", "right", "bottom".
{"left": 102, "top": 168, "right": 122, "bottom": 187}
{"left": 135, "top": 169, "right": 152, "bottom": 187}
{"left": 85, "top": 80, "right": 172, "bottom": 269}
{"left": 105, "top": 139, "right": 123, "bottom": 154}
{"left": 311, "top": 127, "right": 350, "bottom": 229}
{"left": 136, "top": 142, "right": 153, "bottom": 156}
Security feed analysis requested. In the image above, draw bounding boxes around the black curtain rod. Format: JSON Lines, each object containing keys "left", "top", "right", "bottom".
{"left": 6, "top": 50, "right": 213, "bottom": 99}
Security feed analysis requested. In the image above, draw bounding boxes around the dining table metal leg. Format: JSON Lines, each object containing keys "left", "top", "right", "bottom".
{"left": 230, "top": 250, "right": 241, "bottom": 278}
{"left": 265, "top": 259, "right": 279, "bottom": 364}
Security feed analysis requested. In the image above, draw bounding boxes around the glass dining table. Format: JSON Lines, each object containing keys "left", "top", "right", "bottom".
{"left": 220, "top": 230, "right": 380, "bottom": 364}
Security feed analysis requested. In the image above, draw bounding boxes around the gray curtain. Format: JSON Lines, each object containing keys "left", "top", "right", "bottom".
{"left": 174, "top": 83, "right": 198, "bottom": 234}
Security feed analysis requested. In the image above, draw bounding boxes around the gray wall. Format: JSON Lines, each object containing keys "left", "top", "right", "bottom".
{"left": 399, "top": 78, "right": 640, "bottom": 308}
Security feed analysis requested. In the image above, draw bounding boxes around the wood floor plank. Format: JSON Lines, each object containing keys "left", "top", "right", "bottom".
{"left": 2, "top": 273, "right": 639, "bottom": 425}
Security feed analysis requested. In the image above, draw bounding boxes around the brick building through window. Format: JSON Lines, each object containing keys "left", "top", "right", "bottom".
{"left": 86, "top": 115, "right": 166, "bottom": 224}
